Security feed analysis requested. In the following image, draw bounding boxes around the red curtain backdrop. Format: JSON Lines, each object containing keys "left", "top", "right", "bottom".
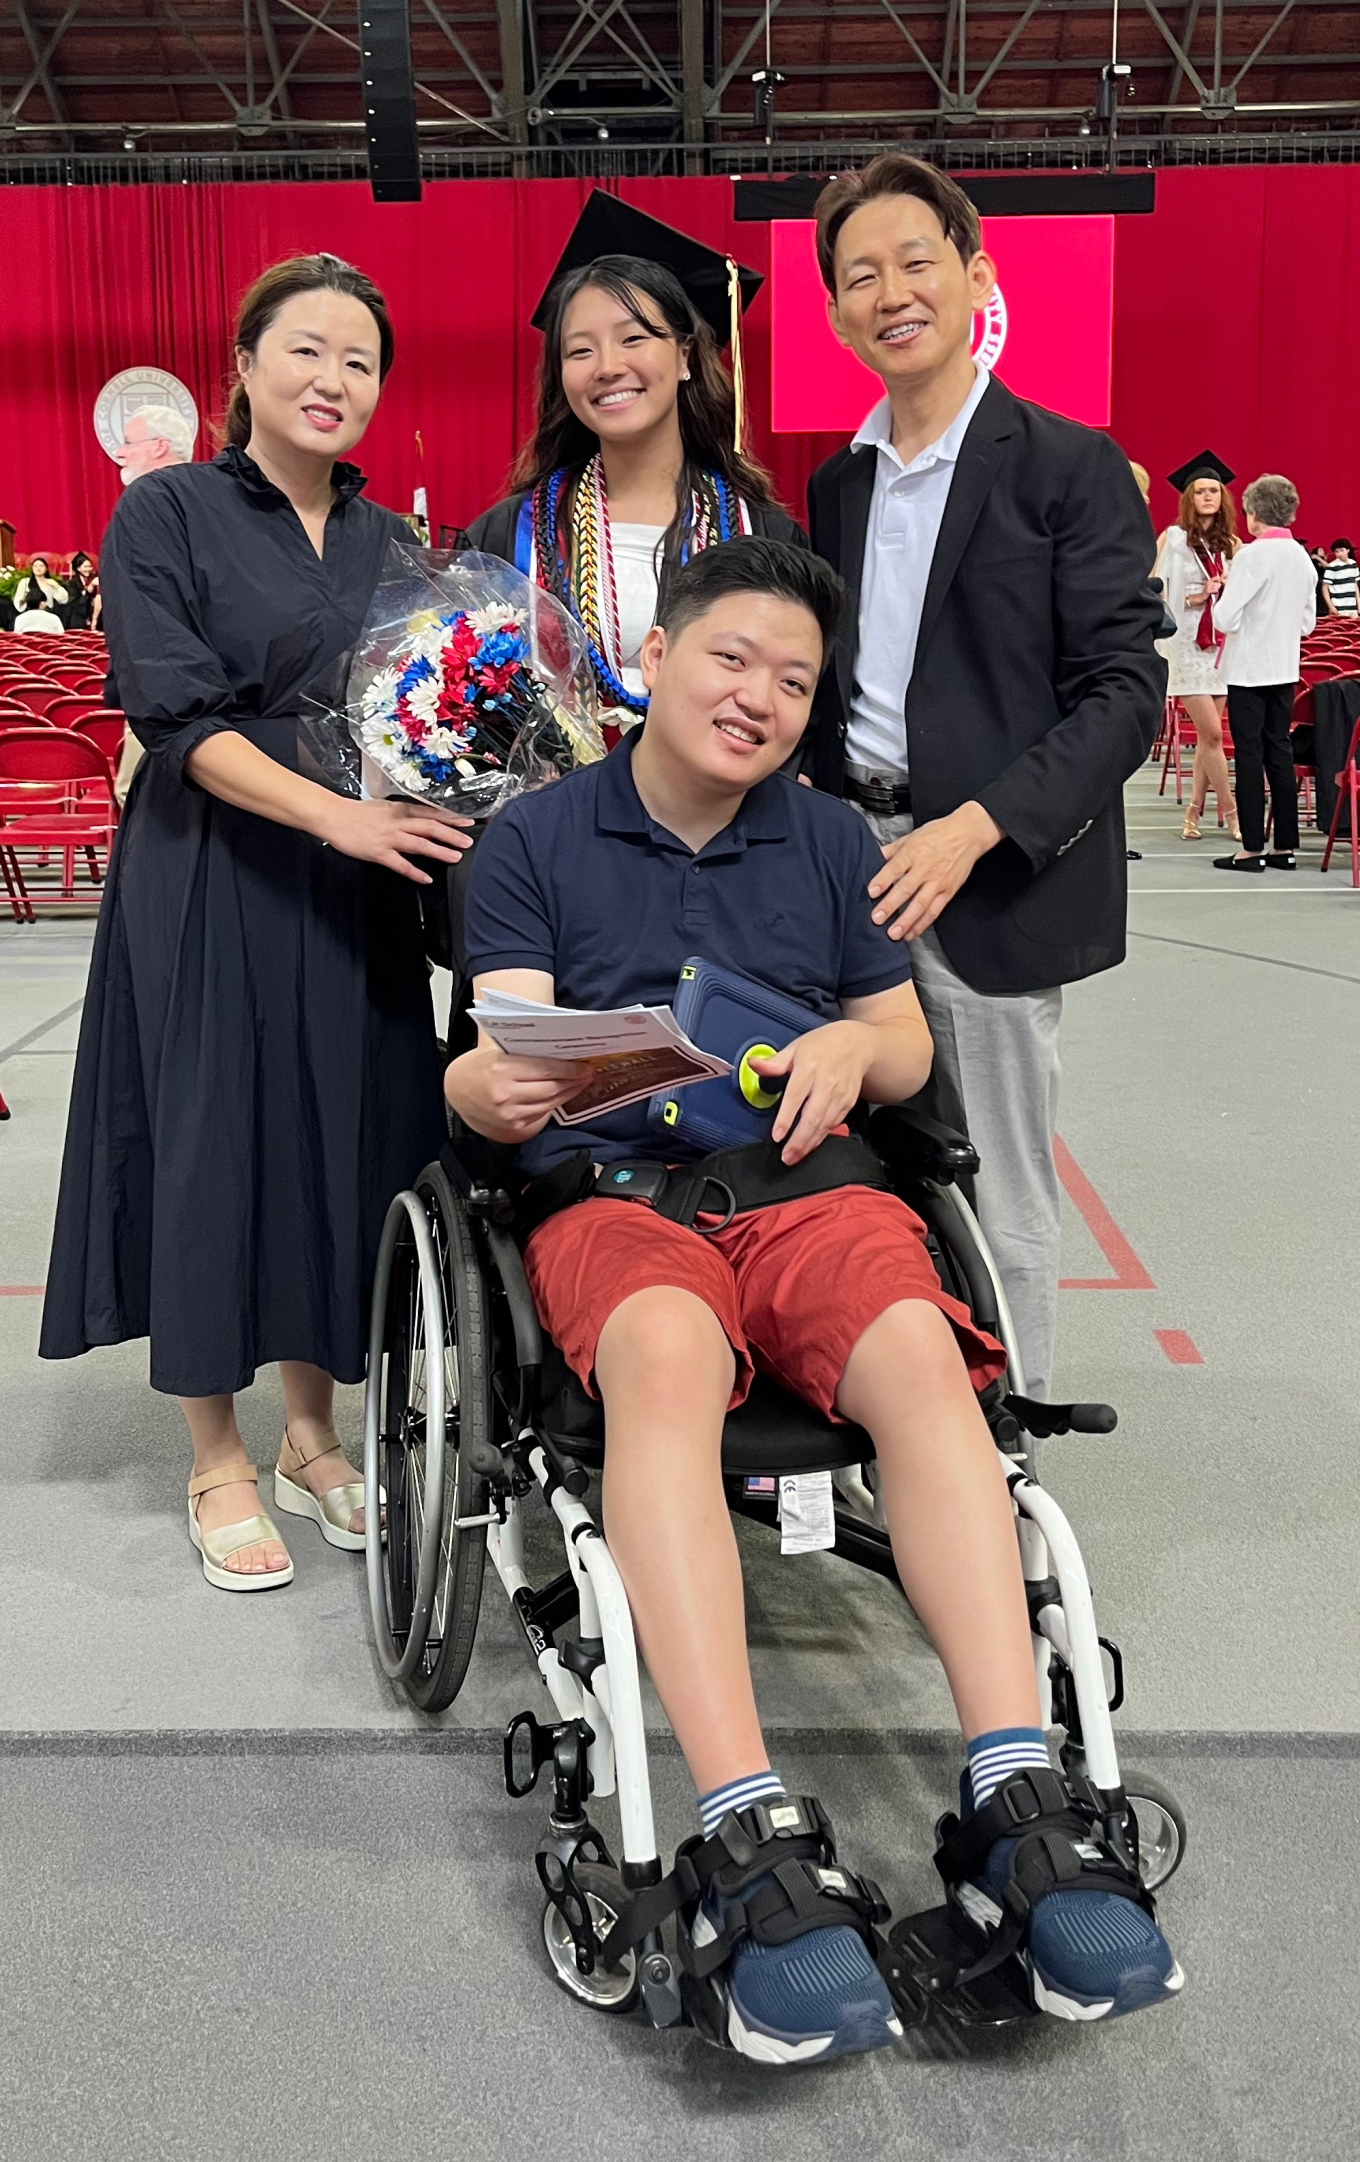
{"left": 5, "top": 166, "right": 1360, "bottom": 561}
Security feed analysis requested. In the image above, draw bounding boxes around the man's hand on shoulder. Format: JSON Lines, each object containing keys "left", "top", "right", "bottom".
{"left": 869, "top": 801, "right": 1005, "bottom": 940}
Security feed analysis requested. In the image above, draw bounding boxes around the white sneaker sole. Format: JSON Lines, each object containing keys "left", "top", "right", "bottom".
{"left": 955, "top": 1882, "right": 1185, "bottom": 2022}
{"left": 725, "top": 1996, "right": 904, "bottom": 2066}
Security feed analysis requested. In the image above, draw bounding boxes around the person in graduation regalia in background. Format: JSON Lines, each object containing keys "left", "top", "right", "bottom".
{"left": 1153, "top": 449, "right": 1243, "bottom": 842}
{"left": 464, "top": 193, "right": 805, "bottom": 738}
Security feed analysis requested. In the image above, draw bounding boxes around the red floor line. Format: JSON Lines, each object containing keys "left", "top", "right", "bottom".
{"left": 1155, "top": 1328, "right": 1204, "bottom": 1366}
{"left": 0, "top": 1287, "right": 45, "bottom": 1297}
{"left": 1054, "top": 1136, "right": 1156, "bottom": 1292}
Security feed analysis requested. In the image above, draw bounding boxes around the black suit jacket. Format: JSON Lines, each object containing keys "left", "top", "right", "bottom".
{"left": 807, "top": 378, "right": 1165, "bottom": 995}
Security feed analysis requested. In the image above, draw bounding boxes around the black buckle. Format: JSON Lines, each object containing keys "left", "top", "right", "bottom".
{"left": 596, "top": 1161, "right": 670, "bottom": 1206}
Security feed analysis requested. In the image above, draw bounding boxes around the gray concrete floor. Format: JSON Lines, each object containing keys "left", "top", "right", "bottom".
{"left": 2, "top": 764, "right": 1358, "bottom": 2156}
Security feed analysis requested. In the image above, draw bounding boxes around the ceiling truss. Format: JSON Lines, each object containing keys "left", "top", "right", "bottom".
{"left": 1, "top": 0, "right": 1357, "bottom": 170}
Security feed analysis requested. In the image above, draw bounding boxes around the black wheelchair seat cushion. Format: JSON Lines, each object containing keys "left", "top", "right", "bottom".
{"left": 539, "top": 1337, "right": 875, "bottom": 1476}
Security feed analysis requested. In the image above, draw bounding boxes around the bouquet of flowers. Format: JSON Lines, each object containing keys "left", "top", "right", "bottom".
{"left": 300, "top": 542, "right": 603, "bottom": 820}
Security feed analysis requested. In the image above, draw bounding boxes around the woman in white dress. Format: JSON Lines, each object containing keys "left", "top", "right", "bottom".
{"left": 1155, "top": 453, "right": 1242, "bottom": 840}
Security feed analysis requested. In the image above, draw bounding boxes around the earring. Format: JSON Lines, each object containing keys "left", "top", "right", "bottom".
{"left": 680, "top": 369, "right": 691, "bottom": 381}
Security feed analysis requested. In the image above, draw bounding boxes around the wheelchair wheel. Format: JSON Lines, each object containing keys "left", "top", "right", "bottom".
{"left": 364, "top": 1162, "right": 489, "bottom": 1712}
{"left": 542, "top": 1864, "right": 640, "bottom": 2014}
{"left": 1120, "top": 1771, "right": 1187, "bottom": 1891}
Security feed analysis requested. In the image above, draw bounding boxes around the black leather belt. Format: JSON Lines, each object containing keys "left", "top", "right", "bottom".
{"left": 844, "top": 772, "right": 913, "bottom": 816}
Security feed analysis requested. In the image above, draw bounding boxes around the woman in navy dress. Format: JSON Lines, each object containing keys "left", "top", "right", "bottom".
{"left": 41, "top": 255, "right": 471, "bottom": 1591}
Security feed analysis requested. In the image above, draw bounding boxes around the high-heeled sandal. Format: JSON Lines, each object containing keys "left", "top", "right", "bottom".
{"left": 188, "top": 1463, "right": 294, "bottom": 1592}
{"left": 1181, "top": 806, "right": 1203, "bottom": 840}
{"left": 274, "top": 1428, "right": 366, "bottom": 1550}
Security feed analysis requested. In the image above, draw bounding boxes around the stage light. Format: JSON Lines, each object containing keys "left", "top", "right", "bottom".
{"left": 597, "top": 125, "right": 610, "bottom": 140}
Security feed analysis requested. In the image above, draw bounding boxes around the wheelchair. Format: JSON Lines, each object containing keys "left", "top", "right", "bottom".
{"left": 362, "top": 1101, "right": 1187, "bottom": 2040}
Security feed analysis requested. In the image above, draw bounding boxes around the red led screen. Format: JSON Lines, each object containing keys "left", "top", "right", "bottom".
{"left": 770, "top": 215, "right": 1115, "bottom": 433}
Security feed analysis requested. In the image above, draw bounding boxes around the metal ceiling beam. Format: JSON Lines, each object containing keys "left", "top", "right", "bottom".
{"left": 254, "top": 0, "right": 294, "bottom": 125}
{"left": 494, "top": 0, "right": 528, "bottom": 169}
{"left": 968, "top": 0, "right": 1042, "bottom": 99}
{"left": 1227, "top": 0, "right": 1298, "bottom": 93}
{"left": 157, "top": 0, "right": 243, "bottom": 110}
{"left": 421, "top": 0, "right": 501, "bottom": 108}
{"left": 6, "top": 0, "right": 80, "bottom": 130}
{"left": 709, "top": 0, "right": 786, "bottom": 102}
{"left": 680, "top": 0, "right": 705, "bottom": 168}
{"left": 1164, "top": 0, "right": 1203, "bottom": 109}
{"left": 1140, "top": 0, "right": 1210, "bottom": 102}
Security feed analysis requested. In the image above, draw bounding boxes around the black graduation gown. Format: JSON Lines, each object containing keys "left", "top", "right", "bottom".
{"left": 40, "top": 448, "right": 446, "bottom": 1397}
{"left": 462, "top": 487, "right": 806, "bottom": 563}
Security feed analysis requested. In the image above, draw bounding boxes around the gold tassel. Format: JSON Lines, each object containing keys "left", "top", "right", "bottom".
{"left": 726, "top": 255, "right": 746, "bottom": 455}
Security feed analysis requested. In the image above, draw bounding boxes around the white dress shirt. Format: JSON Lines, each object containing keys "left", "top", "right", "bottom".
{"left": 846, "top": 364, "right": 991, "bottom": 777}
{"left": 1212, "top": 534, "right": 1317, "bottom": 686}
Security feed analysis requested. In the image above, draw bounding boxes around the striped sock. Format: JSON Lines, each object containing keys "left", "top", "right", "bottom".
{"left": 967, "top": 1727, "right": 1051, "bottom": 1811}
{"left": 698, "top": 1768, "right": 787, "bottom": 1838}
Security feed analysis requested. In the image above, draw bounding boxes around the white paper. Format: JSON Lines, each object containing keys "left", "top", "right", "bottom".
{"left": 778, "top": 1472, "right": 837, "bottom": 1555}
{"left": 469, "top": 989, "right": 730, "bottom": 1123}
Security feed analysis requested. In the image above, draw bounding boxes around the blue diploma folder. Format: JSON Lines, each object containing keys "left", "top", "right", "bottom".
{"left": 647, "top": 958, "right": 825, "bottom": 1153}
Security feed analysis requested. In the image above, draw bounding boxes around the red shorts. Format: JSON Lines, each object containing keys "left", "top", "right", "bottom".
{"left": 524, "top": 1184, "right": 1007, "bottom": 1420}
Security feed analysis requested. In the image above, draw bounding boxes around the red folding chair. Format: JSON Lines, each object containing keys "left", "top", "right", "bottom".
{"left": 42, "top": 695, "right": 103, "bottom": 730}
{"left": 1321, "top": 715, "right": 1360, "bottom": 888}
{"left": 72, "top": 716, "right": 126, "bottom": 768}
{"left": 0, "top": 729, "right": 117, "bottom": 920}
{"left": 5, "top": 681, "right": 75, "bottom": 721}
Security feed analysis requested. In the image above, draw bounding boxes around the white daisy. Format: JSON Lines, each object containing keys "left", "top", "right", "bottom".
{"left": 404, "top": 676, "right": 442, "bottom": 729}
{"left": 468, "top": 601, "right": 524, "bottom": 636}
{"left": 361, "top": 665, "right": 400, "bottom": 717}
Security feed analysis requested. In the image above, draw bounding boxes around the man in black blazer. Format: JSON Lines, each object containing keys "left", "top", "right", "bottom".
{"left": 806, "top": 154, "right": 1164, "bottom": 1399}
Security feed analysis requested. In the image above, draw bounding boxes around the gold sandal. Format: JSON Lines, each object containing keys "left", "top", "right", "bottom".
{"left": 274, "top": 1428, "right": 366, "bottom": 1551}
{"left": 1181, "top": 806, "right": 1203, "bottom": 840}
{"left": 188, "top": 1462, "right": 294, "bottom": 1592}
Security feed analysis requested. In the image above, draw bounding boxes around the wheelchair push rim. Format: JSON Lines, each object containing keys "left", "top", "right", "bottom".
{"left": 365, "top": 1187, "right": 449, "bottom": 1684}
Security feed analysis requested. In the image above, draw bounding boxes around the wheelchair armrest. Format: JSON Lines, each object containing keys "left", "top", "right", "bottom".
{"left": 868, "top": 1102, "right": 980, "bottom": 1187}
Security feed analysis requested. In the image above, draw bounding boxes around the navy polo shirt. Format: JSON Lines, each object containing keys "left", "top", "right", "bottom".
{"left": 464, "top": 733, "right": 912, "bottom": 1172}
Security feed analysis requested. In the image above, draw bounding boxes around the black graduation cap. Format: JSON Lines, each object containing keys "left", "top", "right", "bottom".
{"left": 530, "top": 189, "right": 763, "bottom": 348}
{"left": 1166, "top": 449, "right": 1236, "bottom": 493}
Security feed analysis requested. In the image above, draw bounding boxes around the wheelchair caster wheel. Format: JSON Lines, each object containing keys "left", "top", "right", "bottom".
{"left": 1121, "top": 1771, "right": 1187, "bottom": 1891}
{"left": 542, "top": 1863, "right": 639, "bottom": 2014}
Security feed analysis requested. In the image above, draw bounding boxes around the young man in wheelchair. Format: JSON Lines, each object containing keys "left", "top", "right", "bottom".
{"left": 445, "top": 538, "right": 1182, "bottom": 2065}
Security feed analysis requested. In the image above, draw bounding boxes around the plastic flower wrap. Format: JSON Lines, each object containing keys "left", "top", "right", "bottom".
{"left": 299, "top": 542, "right": 604, "bottom": 820}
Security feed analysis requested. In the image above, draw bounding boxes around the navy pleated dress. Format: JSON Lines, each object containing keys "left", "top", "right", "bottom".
{"left": 40, "top": 448, "right": 447, "bottom": 1397}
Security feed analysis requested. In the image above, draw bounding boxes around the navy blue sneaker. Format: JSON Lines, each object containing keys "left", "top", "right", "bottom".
{"left": 684, "top": 1798, "right": 904, "bottom": 2066}
{"left": 698, "top": 1908, "right": 903, "bottom": 2065}
{"left": 949, "top": 1772, "right": 1185, "bottom": 2022}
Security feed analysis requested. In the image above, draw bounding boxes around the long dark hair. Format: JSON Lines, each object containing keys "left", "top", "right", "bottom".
{"left": 223, "top": 253, "right": 395, "bottom": 450}
{"left": 1177, "top": 478, "right": 1237, "bottom": 561}
{"left": 513, "top": 256, "right": 779, "bottom": 548}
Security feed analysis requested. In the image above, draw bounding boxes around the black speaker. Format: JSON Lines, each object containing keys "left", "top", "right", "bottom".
{"left": 358, "top": 0, "right": 422, "bottom": 203}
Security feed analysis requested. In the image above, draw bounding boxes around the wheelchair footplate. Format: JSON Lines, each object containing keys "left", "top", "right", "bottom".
{"left": 886, "top": 1902, "right": 1035, "bottom": 2028}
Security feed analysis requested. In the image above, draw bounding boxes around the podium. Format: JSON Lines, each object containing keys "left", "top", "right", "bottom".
{"left": 0, "top": 521, "right": 13, "bottom": 569}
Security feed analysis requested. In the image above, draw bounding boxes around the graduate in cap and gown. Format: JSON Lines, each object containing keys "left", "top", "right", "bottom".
{"left": 1153, "top": 449, "right": 1242, "bottom": 840}
{"left": 463, "top": 191, "right": 805, "bottom": 736}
